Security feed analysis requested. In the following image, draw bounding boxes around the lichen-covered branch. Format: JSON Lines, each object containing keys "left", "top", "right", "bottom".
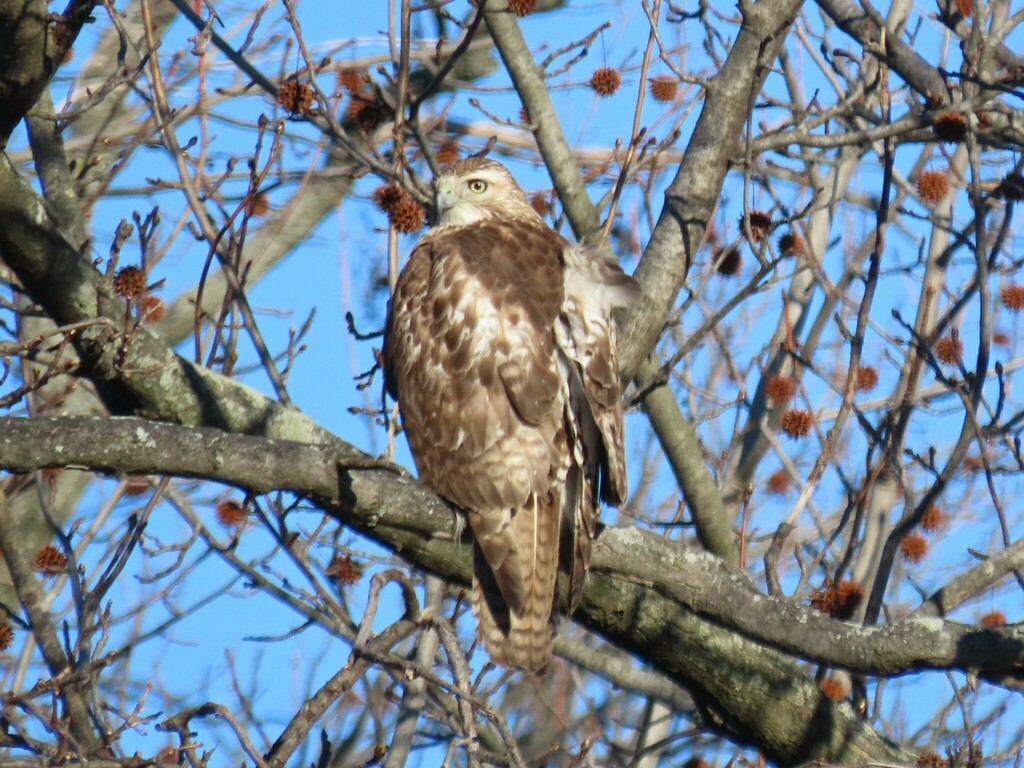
{"left": 7, "top": 415, "right": 1024, "bottom": 762}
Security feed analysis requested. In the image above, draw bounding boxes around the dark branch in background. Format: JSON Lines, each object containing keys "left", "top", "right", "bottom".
{"left": 0, "top": 0, "right": 101, "bottom": 147}
{"left": 813, "top": 0, "right": 949, "bottom": 104}
{"left": 0, "top": 486, "right": 101, "bottom": 750}
{"left": 409, "top": 2, "right": 487, "bottom": 114}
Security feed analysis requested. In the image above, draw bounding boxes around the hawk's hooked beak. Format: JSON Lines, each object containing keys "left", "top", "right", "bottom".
{"left": 434, "top": 178, "right": 457, "bottom": 216}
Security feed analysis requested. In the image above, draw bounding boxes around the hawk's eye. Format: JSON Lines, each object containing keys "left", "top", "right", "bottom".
{"left": 467, "top": 179, "right": 488, "bottom": 194}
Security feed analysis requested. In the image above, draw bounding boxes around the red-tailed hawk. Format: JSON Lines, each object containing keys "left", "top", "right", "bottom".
{"left": 383, "top": 157, "right": 638, "bottom": 670}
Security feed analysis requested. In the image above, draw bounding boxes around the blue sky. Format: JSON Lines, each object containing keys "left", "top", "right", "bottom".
{"left": 5, "top": 0, "right": 1024, "bottom": 764}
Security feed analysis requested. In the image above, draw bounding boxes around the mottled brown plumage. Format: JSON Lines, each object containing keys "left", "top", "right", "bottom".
{"left": 383, "top": 157, "right": 637, "bottom": 670}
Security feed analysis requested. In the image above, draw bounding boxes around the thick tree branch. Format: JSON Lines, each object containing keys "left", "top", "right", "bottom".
{"left": 1, "top": 418, "right": 1020, "bottom": 698}
{"left": 619, "top": 0, "right": 803, "bottom": 378}
{"left": 618, "top": 0, "right": 804, "bottom": 562}
{"left": 0, "top": 0, "right": 52, "bottom": 147}
{"left": 813, "top": 0, "right": 949, "bottom": 104}
{"left": 0, "top": 153, "right": 343, "bottom": 446}
{"left": 0, "top": 0, "right": 100, "bottom": 147}
{"left": 0, "top": 417, "right": 885, "bottom": 765}
{"left": 634, "top": 354, "right": 737, "bottom": 561}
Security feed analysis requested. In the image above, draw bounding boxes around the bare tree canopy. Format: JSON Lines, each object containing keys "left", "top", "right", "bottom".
{"left": 1, "top": 0, "right": 1023, "bottom": 766}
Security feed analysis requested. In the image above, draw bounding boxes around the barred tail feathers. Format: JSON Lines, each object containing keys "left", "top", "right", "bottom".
{"left": 470, "top": 493, "right": 560, "bottom": 671}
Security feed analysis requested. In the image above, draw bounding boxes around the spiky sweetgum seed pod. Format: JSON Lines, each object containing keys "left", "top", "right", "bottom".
{"left": 899, "top": 532, "right": 928, "bottom": 563}
{"left": 934, "top": 335, "right": 963, "bottom": 365}
{"left": 777, "top": 231, "right": 805, "bottom": 257}
{"left": 346, "top": 93, "right": 387, "bottom": 131}
{"left": 916, "top": 749, "right": 947, "bottom": 768}
{"left": 920, "top": 505, "right": 945, "bottom": 532}
{"left": 820, "top": 676, "right": 848, "bottom": 702}
{"left": 140, "top": 295, "right": 166, "bottom": 323}
{"left": 337, "top": 68, "right": 365, "bottom": 94}
{"left": 372, "top": 182, "right": 405, "bottom": 214}
{"left": 353, "top": 101, "right": 381, "bottom": 130}
{"left": 738, "top": 210, "right": 772, "bottom": 243}
{"left": 1000, "top": 284, "right": 1024, "bottom": 312}
{"left": 590, "top": 67, "right": 622, "bottom": 97}
{"left": 855, "top": 366, "right": 879, "bottom": 392}
{"left": 0, "top": 622, "right": 12, "bottom": 651}
{"left": 917, "top": 170, "right": 950, "bottom": 205}
{"left": 993, "top": 331, "right": 1010, "bottom": 346}
{"left": 326, "top": 554, "right": 364, "bottom": 585}
{"left": 215, "top": 499, "right": 246, "bottom": 528}
{"left": 246, "top": 192, "right": 270, "bottom": 217}
{"left": 278, "top": 79, "right": 315, "bottom": 116}
{"left": 809, "top": 586, "right": 837, "bottom": 614}
{"left": 765, "top": 375, "right": 797, "bottom": 404}
{"left": 766, "top": 469, "right": 791, "bottom": 494}
{"left": 34, "top": 544, "right": 67, "bottom": 575}
{"left": 780, "top": 409, "right": 812, "bottom": 438}
{"left": 810, "top": 580, "right": 863, "bottom": 619}
{"left": 979, "top": 609, "right": 1006, "bottom": 626}
{"left": 750, "top": 210, "right": 773, "bottom": 237}
{"left": 962, "top": 455, "right": 984, "bottom": 472}
{"left": 113, "top": 265, "right": 145, "bottom": 300}
{"left": 390, "top": 197, "right": 426, "bottom": 234}
{"left": 832, "top": 580, "right": 865, "bottom": 619}
{"left": 435, "top": 141, "right": 459, "bottom": 165}
{"left": 715, "top": 247, "right": 742, "bottom": 276}
{"left": 508, "top": 0, "right": 536, "bottom": 16}
{"left": 529, "top": 192, "right": 551, "bottom": 217}
{"left": 649, "top": 75, "right": 678, "bottom": 103}
{"left": 933, "top": 111, "right": 967, "bottom": 142}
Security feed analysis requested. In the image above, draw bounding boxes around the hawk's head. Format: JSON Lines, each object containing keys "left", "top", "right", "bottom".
{"left": 433, "top": 157, "right": 540, "bottom": 228}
